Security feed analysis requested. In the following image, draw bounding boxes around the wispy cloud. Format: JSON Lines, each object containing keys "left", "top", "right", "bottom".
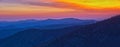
{"left": 0, "top": 0, "right": 120, "bottom": 21}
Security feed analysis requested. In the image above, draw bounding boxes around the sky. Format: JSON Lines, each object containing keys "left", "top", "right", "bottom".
{"left": 0, "top": 0, "right": 120, "bottom": 21}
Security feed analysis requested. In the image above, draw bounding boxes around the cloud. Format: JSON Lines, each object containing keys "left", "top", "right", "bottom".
{"left": 0, "top": 0, "right": 55, "bottom": 3}
{"left": 0, "top": 0, "right": 72, "bottom": 9}
{"left": 0, "top": 2, "right": 75, "bottom": 15}
{"left": 57, "top": 0, "right": 120, "bottom": 9}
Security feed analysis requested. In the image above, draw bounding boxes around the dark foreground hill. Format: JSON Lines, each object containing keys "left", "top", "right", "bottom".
{"left": 0, "top": 27, "right": 77, "bottom": 47}
{"left": 0, "top": 15, "right": 120, "bottom": 47}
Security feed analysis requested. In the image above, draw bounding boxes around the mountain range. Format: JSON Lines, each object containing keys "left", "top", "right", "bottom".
{"left": 0, "top": 15, "right": 120, "bottom": 47}
{"left": 0, "top": 18, "right": 95, "bottom": 28}
{"left": 0, "top": 18, "right": 95, "bottom": 39}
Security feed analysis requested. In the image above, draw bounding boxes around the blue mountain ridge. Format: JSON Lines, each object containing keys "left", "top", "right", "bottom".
{"left": 0, "top": 15, "right": 120, "bottom": 47}
{"left": 0, "top": 18, "right": 96, "bottom": 39}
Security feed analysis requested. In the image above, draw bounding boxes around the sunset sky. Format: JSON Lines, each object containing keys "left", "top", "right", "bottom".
{"left": 0, "top": 0, "right": 120, "bottom": 21}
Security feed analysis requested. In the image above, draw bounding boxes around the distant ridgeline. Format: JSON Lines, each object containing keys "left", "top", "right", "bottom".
{"left": 0, "top": 15, "right": 120, "bottom": 47}
{"left": 0, "top": 18, "right": 96, "bottom": 39}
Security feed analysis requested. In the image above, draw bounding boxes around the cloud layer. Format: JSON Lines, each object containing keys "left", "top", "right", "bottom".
{"left": 0, "top": 0, "right": 120, "bottom": 21}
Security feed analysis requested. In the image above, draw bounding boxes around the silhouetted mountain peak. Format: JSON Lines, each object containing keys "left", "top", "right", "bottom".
{"left": 44, "top": 18, "right": 95, "bottom": 21}
{"left": 61, "top": 18, "right": 80, "bottom": 20}
{"left": 108, "top": 15, "right": 120, "bottom": 22}
{"left": 94, "top": 15, "right": 120, "bottom": 26}
{"left": 43, "top": 18, "right": 80, "bottom": 21}
{"left": 110, "top": 15, "right": 120, "bottom": 19}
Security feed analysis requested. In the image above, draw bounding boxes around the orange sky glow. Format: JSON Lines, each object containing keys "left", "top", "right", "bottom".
{"left": 0, "top": 0, "right": 120, "bottom": 20}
